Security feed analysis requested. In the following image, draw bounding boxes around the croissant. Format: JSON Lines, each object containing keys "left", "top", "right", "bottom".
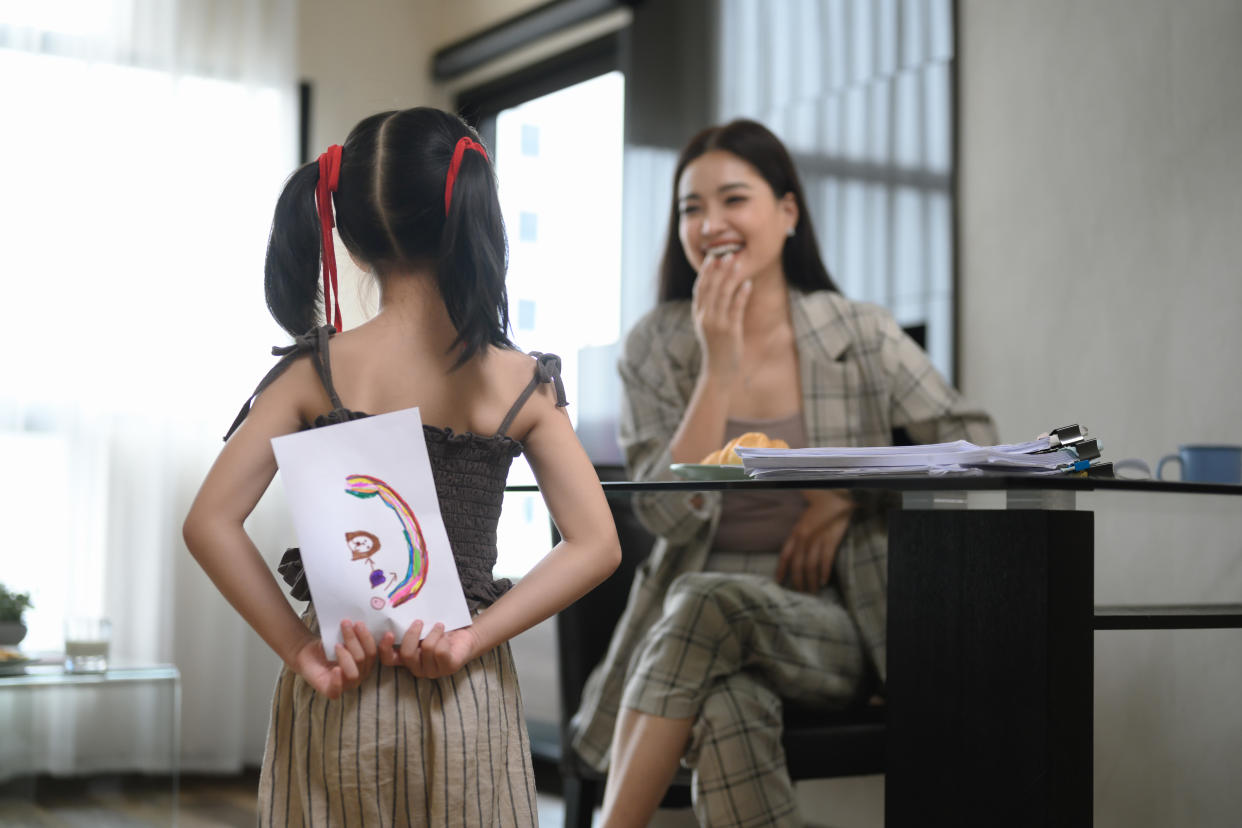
{"left": 701, "top": 431, "right": 790, "bottom": 465}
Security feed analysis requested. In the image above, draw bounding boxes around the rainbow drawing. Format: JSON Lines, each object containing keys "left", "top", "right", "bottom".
{"left": 345, "top": 474, "right": 428, "bottom": 608}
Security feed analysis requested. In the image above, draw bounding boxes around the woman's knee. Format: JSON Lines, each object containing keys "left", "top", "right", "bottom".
{"left": 704, "top": 673, "right": 781, "bottom": 723}
{"left": 662, "top": 572, "right": 766, "bottom": 623}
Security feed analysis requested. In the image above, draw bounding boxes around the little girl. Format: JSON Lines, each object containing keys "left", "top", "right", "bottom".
{"left": 183, "top": 107, "right": 620, "bottom": 826}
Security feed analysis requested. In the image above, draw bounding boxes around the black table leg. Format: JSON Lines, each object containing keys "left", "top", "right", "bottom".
{"left": 885, "top": 509, "right": 1093, "bottom": 827}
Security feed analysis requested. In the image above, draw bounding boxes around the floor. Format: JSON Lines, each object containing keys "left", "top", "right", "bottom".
{"left": 0, "top": 771, "right": 627, "bottom": 828}
{"left": 0, "top": 771, "right": 715, "bottom": 827}
{"left": 0, "top": 773, "right": 258, "bottom": 827}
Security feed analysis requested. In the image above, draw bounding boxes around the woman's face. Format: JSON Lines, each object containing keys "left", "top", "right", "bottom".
{"left": 676, "top": 150, "right": 798, "bottom": 283}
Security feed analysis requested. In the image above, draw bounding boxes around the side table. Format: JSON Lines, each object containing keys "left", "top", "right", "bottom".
{"left": 0, "top": 663, "right": 181, "bottom": 820}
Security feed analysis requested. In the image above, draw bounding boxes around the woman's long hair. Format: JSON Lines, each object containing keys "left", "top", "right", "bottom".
{"left": 263, "top": 108, "right": 513, "bottom": 366}
{"left": 657, "top": 119, "right": 839, "bottom": 302}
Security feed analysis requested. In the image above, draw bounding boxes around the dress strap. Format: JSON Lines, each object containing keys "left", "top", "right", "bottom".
{"left": 222, "top": 324, "right": 342, "bottom": 441}
{"left": 495, "top": 351, "right": 568, "bottom": 438}
{"left": 307, "top": 325, "right": 346, "bottom": 411}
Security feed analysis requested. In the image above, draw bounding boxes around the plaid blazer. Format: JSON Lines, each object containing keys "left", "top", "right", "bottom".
{"left": 569, "top": 288, "right": 997, "bottom": 771}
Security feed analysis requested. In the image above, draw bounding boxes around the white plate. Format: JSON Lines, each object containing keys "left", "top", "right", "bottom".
{"left": 0, "top": 657, "right": 38, "bottom": 676}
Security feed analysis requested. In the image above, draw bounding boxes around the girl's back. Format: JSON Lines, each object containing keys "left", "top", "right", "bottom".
{"left": 304, "top": 323, "right": 548, "bottom": 442}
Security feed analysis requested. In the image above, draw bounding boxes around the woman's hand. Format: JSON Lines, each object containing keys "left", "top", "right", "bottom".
{"left": 288, "top": 620, "right": 379, "bottom": 699}
{"left": 776, "top": 489, "right": 855, "bottom": 592}
{"left": 691, "top": 251, "right": 751, "bottom": 382}
{"left": 379, "top": 621, "right": 481, "bottom": 679}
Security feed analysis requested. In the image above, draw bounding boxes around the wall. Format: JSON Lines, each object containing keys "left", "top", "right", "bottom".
{"left": 296, "top": 0, "right": 549, "bottom": 333}
{"left": 297, "top": 0, "right": 449, "bottom": 326}
{"left": 958, "top": 1, "right": 1242, "bottom": 825}
{"left": 435, "top": 0, "right": 548, "bottom": 47}
{"left": 299, "top": 1, "right": 446, "bottom": 149}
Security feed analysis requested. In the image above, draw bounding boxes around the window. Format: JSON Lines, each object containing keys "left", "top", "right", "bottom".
{"left": 488, "top": 71, "right": 626, "bottom": 579}
{"left": 516, "top": 298, "right": 537, "bottom": 331}
{"left": 716, "top": 0, "right": 959, "bottom": 379}
{"left": 520, "top": 124, "right": 540, "bottom": 156}
{"left": 518, "top": 211, "right": 539, "bottom": 242}
{"left": 0, "top": 8, "right": 296, "bottom": 652}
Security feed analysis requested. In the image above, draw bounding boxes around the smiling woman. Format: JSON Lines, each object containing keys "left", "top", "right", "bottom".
{"left": 571, "top": 118, "right": 996, "bottom": 828}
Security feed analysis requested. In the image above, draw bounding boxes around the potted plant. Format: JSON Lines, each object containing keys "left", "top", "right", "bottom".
{"left": 0, "top": 583, "right": 33, "bottom": 646}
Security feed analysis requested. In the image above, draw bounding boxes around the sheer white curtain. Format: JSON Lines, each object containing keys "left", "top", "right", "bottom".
{"left": 0, "top": 0, "right": 298, "bottom": 773}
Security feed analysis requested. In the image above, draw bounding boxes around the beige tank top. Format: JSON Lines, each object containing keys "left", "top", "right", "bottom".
{"left": 706, "top": 411, "right": 808, "bottom": 575}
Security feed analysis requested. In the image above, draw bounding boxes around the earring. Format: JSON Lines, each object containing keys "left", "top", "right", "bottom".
{"left": 786, "top": 226, "right": 796, "bottom": 238}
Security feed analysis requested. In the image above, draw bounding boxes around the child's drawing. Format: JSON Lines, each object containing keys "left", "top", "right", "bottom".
{"left": 345, "top": 474, "right": 429, "bottom": 608}
{"left": 270, "top": 406, "right": 471, "bottom": 655}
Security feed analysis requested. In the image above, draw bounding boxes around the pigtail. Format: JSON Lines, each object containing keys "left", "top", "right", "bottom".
{"left": 437, "top": 147, "right": 514, "bottom": 367}
{"left": 270, "top": 109, "right": 515, "bottom": 363}
{"left": 264, "top": 162, "right": 323, "bottom": 337}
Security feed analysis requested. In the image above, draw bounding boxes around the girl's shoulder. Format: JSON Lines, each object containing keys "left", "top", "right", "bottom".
{"left": 478, "top": 344, "right": 568, "bottom": 436}
{"left": 489, "top": 340, "right": 568, "bottom": 397}
{"left": 488, "top": 343, "right": 544, "bottom": 370}
{"left": 482, "top": 345, "right": 552, "bottom": 390}
{"left": 252, "top": 342, "right": 338, "bottom": 410}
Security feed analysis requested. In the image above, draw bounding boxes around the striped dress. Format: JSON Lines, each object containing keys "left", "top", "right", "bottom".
{"left": 258, "top": 605, "right": 536, "bottom": 827}
{"left": 227, "top": 327, "right": 567, "bottom": 827}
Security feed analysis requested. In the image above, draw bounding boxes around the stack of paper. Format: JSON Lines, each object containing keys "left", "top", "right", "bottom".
{"left": 735, "top": 437, "right": 1086, "bottom": 479}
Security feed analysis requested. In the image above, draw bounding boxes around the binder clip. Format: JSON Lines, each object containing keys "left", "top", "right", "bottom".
{"left": 1067, "top": 438, "right": 1101, "bottom": 462}
{"left": 1085, "top": 461, "right": 1115, "bottom": 479}
{"left": 1039, "top": 424, "right": 1088, "bottom": 450}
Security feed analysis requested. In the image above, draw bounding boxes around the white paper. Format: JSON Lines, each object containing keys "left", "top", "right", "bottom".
{"left": 735, "top": 439, "right": 1078, "bottom": 479}
{"left": 271, "top": 407, "right": 471, "bottom": 658}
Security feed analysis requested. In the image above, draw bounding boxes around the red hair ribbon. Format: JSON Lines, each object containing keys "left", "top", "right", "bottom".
{"left": 444, "top": 136, "right": 489, "bottom": 214}
{"left": 315, "top": 144, "right": 344, "bottom": 333}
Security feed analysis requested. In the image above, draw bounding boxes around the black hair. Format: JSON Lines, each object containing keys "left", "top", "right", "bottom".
{"left": 264, "top": 108, "right": 513, "bottom": 366}
{"left": 656, "top": 119, "right": 840, "bottom": 302}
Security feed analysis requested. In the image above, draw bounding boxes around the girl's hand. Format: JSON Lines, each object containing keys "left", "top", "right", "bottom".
{"left": 334, "top": 619, "right": 379, "bottom": 689}
{"left": 691, "top": 251, "right": 751, "bottom": 382}
{"left": 776, "top": 490, "right": 855, "bottom": 593}
{"left": 288, "top": 620, "right": 378, "bottom": 699}
{"left": 379, "top": 621, "right": 481, "bottom": 679}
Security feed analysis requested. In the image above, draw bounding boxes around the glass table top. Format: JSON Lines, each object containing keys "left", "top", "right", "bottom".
{"left": 507, "top": 474, "right": 1242, "bottom": 495}
{"left": 0, "top": 663, "right": 180, "bottom": 688}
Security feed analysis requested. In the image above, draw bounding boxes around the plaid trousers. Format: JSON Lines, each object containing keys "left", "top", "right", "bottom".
{"left": 623, "top": 573, "right": 865, "bottom": 828}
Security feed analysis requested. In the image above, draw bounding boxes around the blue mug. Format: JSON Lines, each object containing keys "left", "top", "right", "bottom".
{"left": 1156, "top": 444, "right": 1242, "bottom": 484}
